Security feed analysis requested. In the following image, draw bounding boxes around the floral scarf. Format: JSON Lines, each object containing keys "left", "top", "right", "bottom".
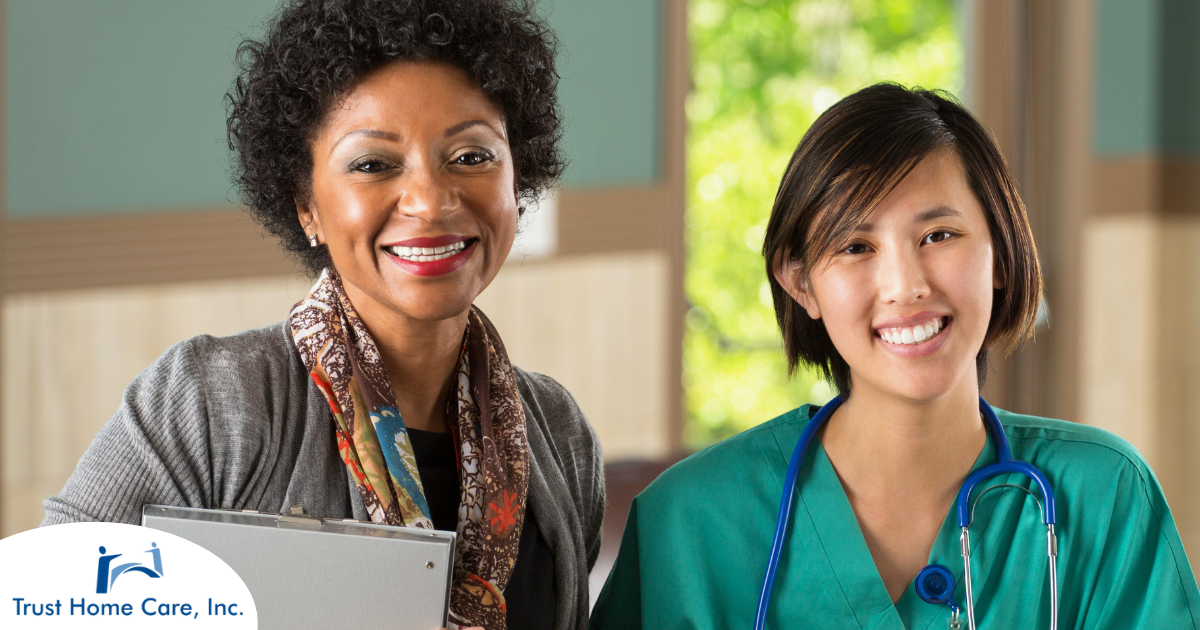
{"left": 288, "top": 269, "right": 530, "bottom": 630}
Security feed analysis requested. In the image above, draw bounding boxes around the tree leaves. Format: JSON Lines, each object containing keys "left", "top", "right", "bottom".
{"left": 684, "top": 0, "right": 960, "bottom": 447}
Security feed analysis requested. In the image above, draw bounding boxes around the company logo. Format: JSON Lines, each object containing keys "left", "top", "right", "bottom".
{"left": 96, "top": 543, "right": 163, "bottom": 594}
{"left": 0, "top": 522, "right": 255, "bottom": 629}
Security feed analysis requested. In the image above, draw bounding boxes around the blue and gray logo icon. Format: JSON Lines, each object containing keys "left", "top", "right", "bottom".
{"left": 95, "top": 543, "right": 164, "bottom": 593}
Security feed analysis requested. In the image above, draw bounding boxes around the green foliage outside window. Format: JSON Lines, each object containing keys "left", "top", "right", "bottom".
{"left": 684, "top": 0, "right": 963, "bottom": 448}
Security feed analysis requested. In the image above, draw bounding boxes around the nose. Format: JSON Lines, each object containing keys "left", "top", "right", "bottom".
{"left": 877, "top": 242, "right": 930, "bottom": 305}
{"left": 396, "top": 162, "right": 458, "bottom": 221}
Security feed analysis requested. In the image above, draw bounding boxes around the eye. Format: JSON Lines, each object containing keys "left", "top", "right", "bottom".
{"left": 350, "top": 158, "right": 391, "bottom": 174}
{"left": 922, "top": 231, "right": 955, "bottom": 245}
{"left": 841, "top": 242, "right": 870, "bottom": 255}
{"left": 452, "top": 150, "right": 493, "bottom": 166}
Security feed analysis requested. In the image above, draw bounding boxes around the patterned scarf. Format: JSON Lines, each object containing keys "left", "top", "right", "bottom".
{"left": 288, "top": 269, "right": 530, "bottom": 630}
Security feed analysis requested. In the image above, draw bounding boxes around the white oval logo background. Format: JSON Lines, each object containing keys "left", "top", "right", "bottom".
{"left": 0, "top": 522, "right": 256, "bottom": 629}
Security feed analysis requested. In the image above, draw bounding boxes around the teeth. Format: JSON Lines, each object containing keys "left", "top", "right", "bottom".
{"left": 386, "top": 240, "right": 468, "bottom": 261}
{"left": 879, "top": 318, "right": 944, "bottom": 346}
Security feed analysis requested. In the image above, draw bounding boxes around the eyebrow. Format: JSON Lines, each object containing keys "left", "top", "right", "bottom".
{"left": 855, "top": 205, "right": 965, "bottom": 232}
{"left": 329, "top": 120, "right": 502, "bottom": 155}
{"left": 329, "top": 129, "right": 401, "bottom": 154}
{"left": 444, "top": 119, "right": 501, "bottom": 138}
{"left": 915, "top": 205, "right": 965, "bottom": 222}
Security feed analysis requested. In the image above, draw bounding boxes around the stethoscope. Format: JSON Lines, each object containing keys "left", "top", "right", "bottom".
{"left": 754, "top": 395, "right": 1059, "bottom": 630}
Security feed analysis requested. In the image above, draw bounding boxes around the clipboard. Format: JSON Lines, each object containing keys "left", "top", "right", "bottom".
{"left": 143, "top": 504, "right": 456, "bottom": 630}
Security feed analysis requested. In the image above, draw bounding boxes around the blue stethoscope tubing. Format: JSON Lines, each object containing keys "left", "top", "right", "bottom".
{"left": 754, "top": 395, "right": 1060, "bottom": 630}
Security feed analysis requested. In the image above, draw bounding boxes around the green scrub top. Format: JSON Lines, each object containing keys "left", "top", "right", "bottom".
{"left": 590, "top": 405, "right": 1200, "bottom": 629}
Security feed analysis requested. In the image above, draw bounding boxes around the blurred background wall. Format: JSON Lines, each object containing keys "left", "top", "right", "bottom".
{"left": 4, "top": 0, "right": 1200, "bottom": 603}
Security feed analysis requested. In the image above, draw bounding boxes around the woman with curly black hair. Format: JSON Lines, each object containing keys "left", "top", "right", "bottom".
{"left": 43, "top": 2, "right": 604, "bottom": 629}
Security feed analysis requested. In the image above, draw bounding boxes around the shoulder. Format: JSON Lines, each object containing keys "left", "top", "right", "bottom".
{"left": 995, "top": 409, "right": 1155, "bottom": 480}
{"left": 513, "top": 367, "right": 595, "bottom": 447}
{"left": 140, "top": 321, "right": 302, "bottom": 392}
{"left": 639, "top": 406, "right": 811, "bottom": 503}
{"left": 126, "top": 321, "right": 310, "bottom": 437}
{"left": 997, "top": 408, "right": 1141, "bottom": 453}
{"left": 996, "top": 410, "right": 1200, "bottom": 616}
{"left": 512, "top": 366, "right": 603, "bottom": 482}
{"left": 169, "top": 321, "right": 299, "bottom": 373}
{"left": 994, "top": 409, "right": 1176, "bottom": 524}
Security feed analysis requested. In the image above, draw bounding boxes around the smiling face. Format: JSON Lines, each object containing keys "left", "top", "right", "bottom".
{"left": 298, "top": 61, "right": 517, "bottom": 326}
{"left": 775, "top": 149, "right": 1000, "bottom": 404}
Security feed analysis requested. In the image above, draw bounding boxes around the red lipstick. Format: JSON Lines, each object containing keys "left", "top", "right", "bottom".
{"left": 383, "top": 236, "right": 477, "bottom": 277}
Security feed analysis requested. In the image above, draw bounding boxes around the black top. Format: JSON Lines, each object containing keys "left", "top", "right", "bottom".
{"left": 408, "top": 427, "right": 556, "bottom": 629}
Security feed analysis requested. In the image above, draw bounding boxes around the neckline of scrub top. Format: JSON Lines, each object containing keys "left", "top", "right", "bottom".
{"left": 775, "top": 406, "right": 1002, "bottom": 630}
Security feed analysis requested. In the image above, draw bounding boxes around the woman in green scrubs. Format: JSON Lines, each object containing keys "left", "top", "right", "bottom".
{"left": 590, "top": 84, "right": 1200, "bottom": 628}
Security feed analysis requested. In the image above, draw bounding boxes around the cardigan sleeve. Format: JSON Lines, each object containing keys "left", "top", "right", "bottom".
{"left": 41, "top": 338, "right": 217, "bottom": 525}
{"left": 515, "top": 369, "right": 606, "bottom": 567}
{"left": 513, "top": 367, "right": 606, "bottom": 630}
{"left": 585, "top": 422, "right": 606, "bottom": 570}
{"left": 40, "top": 323, "right": 323, "bottom": 527}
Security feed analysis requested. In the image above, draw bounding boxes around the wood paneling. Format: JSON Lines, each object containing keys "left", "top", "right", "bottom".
{"left": 1080, "top": 217, "right": 1159, "bottom": 457}
{"left": 1093, "top": 158, "right": 1161, "bottom": 216}
{"left": 1093, "top": 157, "right": 1200, "bottom": 217}
{"left": 476, "top": 251, "right": 671, "bottom": 463}
{"left": 557, "top": 186, "right": 667, "bottom": 254}
{"left": 1080, "top": 215, "right": 1200, "bottom": 555}
{"left": 4, "top": 209, "right": 298, "bottom": 293}
{"left": 2, "top": 186, "right": 673, "bottom": 294}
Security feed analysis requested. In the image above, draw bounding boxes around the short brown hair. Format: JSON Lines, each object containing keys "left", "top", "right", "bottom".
{"left": 763, "top": 83, "right": 1041, "bottom": 396}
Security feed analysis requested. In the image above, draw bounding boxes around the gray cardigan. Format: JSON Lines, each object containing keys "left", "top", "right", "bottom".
{"left": 43, "top": 322, "right": 605, "bottom": 630}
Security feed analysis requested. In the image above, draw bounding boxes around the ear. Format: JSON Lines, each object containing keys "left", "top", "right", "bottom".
{"left": 296, "top": 197, "right": 322, "bottom": 244}
{"left": 771, "top": 251, "right": 822, "bottom": 320}
{"left": 993, "top": 260, "right": 1005, "bottom": 290}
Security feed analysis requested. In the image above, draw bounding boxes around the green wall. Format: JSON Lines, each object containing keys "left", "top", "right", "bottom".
{"left": 5, "top": 0, "right": 273, "bottom": 216}
{"left": 1094, "top": 0, "right": 1200, "bottom": 157}
{"left": 1160, "top": 0, "right": 1200, "bottom": 155}
{"left": 5, "top": 0, "right": 661, "bottom": 218}
{"left": 550, "top": 0, "right": 660, "bottom": 188}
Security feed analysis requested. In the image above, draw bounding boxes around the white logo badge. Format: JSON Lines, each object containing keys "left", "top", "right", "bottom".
{"left": 0, "top": 522, "right": 256, "bottom": 629}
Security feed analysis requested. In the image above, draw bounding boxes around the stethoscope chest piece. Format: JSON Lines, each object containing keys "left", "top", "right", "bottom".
{"left": 915, "top": 564, "right": 962, "bottom": 629}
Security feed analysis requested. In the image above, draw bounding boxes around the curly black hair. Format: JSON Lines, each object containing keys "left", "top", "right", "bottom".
{"left": 226, "top": 0, "right": 565, "bottom": 276}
